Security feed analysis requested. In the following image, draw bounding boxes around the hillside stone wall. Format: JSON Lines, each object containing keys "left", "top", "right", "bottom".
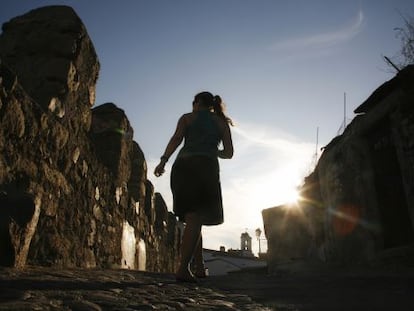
{"left": 0, "top": 5, "right": 181, "bottom": 271}
{"left": 263, "top": 65, "right": 414, "bottom": 269}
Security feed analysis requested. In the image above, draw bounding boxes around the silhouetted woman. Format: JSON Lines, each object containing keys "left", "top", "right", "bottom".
{"left": 154, "top": 91, "right": 234, "bottom": 282}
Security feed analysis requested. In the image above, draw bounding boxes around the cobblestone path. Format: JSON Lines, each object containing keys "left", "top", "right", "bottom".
{"left": 1, "top": 266, "right": 414, "bottom": 310}
{"left": 0, "top": 267, "right": 271, "bottom": 310}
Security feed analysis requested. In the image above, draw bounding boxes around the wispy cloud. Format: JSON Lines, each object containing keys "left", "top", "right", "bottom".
{"left": 232, "top": 124, "right": 312, "bottom": 156}
{"left": 270, "top": 10, "right": 364, "bottom": 52}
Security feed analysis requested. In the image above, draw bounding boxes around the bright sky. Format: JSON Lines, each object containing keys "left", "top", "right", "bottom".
{"left": 1, "top": 1, "right": 413, "bottom": 255}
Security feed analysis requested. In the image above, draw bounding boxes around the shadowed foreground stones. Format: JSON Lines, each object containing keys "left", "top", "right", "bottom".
{"left": 1, "top": 266, "right": 413, "bottom": 311}
{"left": 0, "top": 267, "right": 271, "bottom": 311}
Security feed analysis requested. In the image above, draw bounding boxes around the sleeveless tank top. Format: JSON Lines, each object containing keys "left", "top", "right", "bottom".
{"left": 176, "top": 110, "right": 221, "bottom": 160}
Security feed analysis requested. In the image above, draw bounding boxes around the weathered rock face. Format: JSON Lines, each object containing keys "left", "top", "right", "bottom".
{"left": 262, "top": 203, "right": 321, "bottom": 272}
{"left": 0, "top": 5, "right": 98, "bottom": 133}
{"left": 263, "top": 65, "right": 414, "bottom": 268}
{"left": 149, "top": 193, "right": 182, "bottom": 273}
{"left": 0, "top": 6, "right": 181, "bottom": 271}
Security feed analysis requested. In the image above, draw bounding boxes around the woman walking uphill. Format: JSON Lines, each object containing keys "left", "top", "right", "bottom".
{"left": 154, "top": 91, "right": 234, "bottom": 283}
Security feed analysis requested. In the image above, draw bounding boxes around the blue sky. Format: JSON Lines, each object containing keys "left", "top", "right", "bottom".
{"left": 1, "top": 1, "right": 413, "bottom": 254}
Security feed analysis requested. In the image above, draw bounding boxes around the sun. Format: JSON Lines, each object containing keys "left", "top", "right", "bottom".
{"left": 283, "top": 187, "right": 301, "bottom": 204}
{"left": 270, "top": 170, "right": 303, "bottom": 205}
{"left": 247, "top": 166, "right": 304, "bottom": 210}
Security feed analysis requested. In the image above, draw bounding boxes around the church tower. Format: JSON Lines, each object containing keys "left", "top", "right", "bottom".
{"left": 240, "top": 231, "right": 252, "bottom": 253}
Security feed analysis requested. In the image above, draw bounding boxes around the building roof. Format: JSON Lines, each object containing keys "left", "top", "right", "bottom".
{"left": 203, "top": 248, "right": 264, "bottom": 261}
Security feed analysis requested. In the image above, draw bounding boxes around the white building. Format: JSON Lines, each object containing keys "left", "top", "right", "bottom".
{"left": 203, "top": 248, "right": 267, "bottom": 275}
{"left": 202, "top": 232, "right": 267, "bottom": 276}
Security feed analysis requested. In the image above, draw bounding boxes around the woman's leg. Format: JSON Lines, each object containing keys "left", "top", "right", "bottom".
{"left": 176, "top": 212, "right": 202, "bottom": 281}
{"left": 192, "top": 235, "right": 206, "bottom": 277}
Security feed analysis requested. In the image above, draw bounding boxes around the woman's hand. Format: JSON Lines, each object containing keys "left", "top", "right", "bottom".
{"left": 154, "top": 161, "right": 166, "bottom": 177}
{"left": 154, "top": 115, "right": 186, "bottom": 177}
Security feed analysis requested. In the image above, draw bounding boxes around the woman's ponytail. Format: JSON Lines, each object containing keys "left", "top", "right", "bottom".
{"left": 213, "top": 95, "right": 233, "bottom": 126}
{"left": 194, "top": 91, "right": 233, "bottom": 126}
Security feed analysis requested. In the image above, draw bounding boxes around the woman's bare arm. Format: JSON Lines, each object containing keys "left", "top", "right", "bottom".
{"left": 154, "top": 115, "right": 187, "bottom": 176}
{"left": 218, "top": 121, "right": 233, "bottom": 159}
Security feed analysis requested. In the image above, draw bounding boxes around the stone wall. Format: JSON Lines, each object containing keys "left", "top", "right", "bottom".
{"left": 0, "top": 6, "right": 181, "bottom": 271}
{"left": 262, "top": 203, "right": 322, "bottom": 271}
{"left": 263, "top": 65, "right": 414, "bottom": 268}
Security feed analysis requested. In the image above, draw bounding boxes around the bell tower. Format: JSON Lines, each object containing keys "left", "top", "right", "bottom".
{"left": 240, "top": 231, "right": 252, "bottom": 253}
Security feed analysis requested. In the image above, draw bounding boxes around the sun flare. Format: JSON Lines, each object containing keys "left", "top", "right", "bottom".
{"left": 273, "top": 165, "right": 304, "bottom": 202}
{"left": 283, "top": 187, "right": 301, "bottom": 204}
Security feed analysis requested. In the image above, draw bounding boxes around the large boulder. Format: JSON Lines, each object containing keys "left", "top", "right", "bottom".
{"left": 0, "top": 5, "right": 99, "bottom": 133}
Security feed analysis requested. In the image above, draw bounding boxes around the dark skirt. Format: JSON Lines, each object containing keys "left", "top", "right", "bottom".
{"left": 171, "top": 156, "right": 223, "bottom": 225}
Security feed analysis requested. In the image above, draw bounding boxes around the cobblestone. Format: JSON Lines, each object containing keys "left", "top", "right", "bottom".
{"left": 1, "top": 265, "right": 414, "bottom": 310}
{"left": 0, "top": 267, "right": 271, "bottom": 311}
